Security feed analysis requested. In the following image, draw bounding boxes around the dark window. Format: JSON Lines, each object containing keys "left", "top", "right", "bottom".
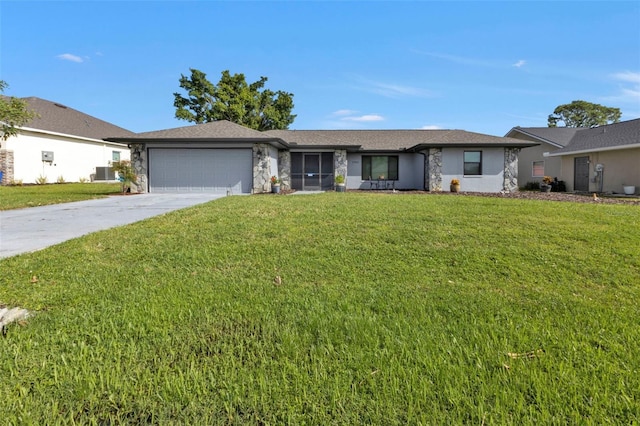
{"left": 463, "top": 151, "right": 482, "bottom": 175}
{"left": 362, "top": 156, "right": 399, "bottom": 180}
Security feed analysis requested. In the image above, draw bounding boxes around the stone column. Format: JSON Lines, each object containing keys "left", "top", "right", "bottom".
{"left": 130, "top": 143, "right": 148, "bottom": 193}
{"left": 426, "top": 148, "right": 443, "bottom": 191}
{"left": 253, "top": 143, "right": 271, "bottom": 193}
{"left": 278, "top": 150, "right": 291, "bottom": 190}
{"left": 0, "top": 149, "right": 14, "bottom": 185}
{"left": 503, "top": 147, "right": 520, "bottom": 193}
{"left": 334, "top": 149, "right": 348, "bottom": 183}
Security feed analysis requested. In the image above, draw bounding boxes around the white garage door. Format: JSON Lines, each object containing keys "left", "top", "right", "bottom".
{"left": 149, "top": 148, "right": 253, "bottom": 193}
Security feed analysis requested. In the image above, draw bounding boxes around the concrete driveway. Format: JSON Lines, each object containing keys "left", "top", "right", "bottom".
{"left": 0, "top": 193, "right": 227, "bottom": 259}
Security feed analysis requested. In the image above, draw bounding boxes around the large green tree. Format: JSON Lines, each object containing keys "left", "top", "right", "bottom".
{"left": 0, "top": 81, "right": 37, "bottom": 141}
{"left": 547, "top": 100, "right": 621, "bottom": 128}
{"left": 173, "top": 69, "right": 296, "bottom": 131}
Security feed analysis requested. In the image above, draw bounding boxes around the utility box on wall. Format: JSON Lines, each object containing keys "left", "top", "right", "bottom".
{"left": 42, "top": 151, "right": 54, "bottom": 162}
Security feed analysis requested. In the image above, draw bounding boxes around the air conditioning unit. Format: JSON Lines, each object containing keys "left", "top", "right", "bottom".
{"left": 95, "top": 167, "right": 115, "bottom": 180}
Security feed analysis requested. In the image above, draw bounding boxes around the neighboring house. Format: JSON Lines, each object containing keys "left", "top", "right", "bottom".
{"left": 0, "top": 97, "right": 133, "bottom": 185}
{"left": 506, "top": 119, "right": 640, "bottom": 194}
{"left": 547, "top": 119, "right": 640, "bottom": 194}
{"left": 105, "top": 120, "right": 536, "bottom": 194}
{"left": 505, "top": 126, "right": 581, "bottom": 186}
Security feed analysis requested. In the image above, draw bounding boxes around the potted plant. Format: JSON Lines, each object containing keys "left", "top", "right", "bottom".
{"left": 622, "top": 184, "right": 636, "bottom": 195}
{"left": 335, "top": 174, "right": 346, "bottom": 192}
{"left": 271, "top": 175, "right": 281, "bottom": 193}
{"left": 541, "top": 176, "right": 553, "bottom": 193}
{"left": 450, "top": 178, "right": 460, "bottom": 193}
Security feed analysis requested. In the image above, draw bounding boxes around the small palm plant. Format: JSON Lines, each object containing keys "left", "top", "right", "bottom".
{"left": 111, "top": 160, "right": 137, "bottom": 193}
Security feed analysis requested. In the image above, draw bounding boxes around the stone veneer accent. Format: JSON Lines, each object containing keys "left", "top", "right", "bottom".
{"left": 130, "top": 143, "right": 148, "bottom": 193}
{"left": 503, "top": 147, "right": 520, "bottom": 193}
{"left": 426, "top": 148, "right": 443, "bottom": 191}
{"left": 278, "top": 150, "right": 291, "bottom": 190}
{"left": 253, "top": 143, "right": 272, "bottom": 193}
{"left": 334, "top": 149, "right": 348, "bottom": 185}
{"left": 0, "top": 149, "right": 14, "bottom": 185}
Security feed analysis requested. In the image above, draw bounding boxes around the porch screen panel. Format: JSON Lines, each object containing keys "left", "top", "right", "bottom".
{"left": 291, "top": 153, "right": 303, "bottom": 190}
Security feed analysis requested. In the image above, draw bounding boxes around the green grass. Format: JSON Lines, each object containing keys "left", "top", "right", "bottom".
{"left": 1, "top": 193, "right": 639, "bottom": 424}
{"left": 0, "top": 183, "right": 122, "bottom": 210}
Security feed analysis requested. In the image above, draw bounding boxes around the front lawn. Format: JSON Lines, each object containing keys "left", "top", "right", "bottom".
{"left": 0, "top": 183, "right": 122, "bottom": 210}
{"left": 1, "top": 193, "right": 638, "bottom": 424}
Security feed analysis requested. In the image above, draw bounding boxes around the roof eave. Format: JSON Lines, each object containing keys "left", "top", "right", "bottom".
{"left": 407, "top": 142, "right": 539, "bottom": 151}
{"left": 505, "top": 127, "right": 565, "bottom": 148}
{"left": 548, "top": 142, "right": 640, "bottom": 156}
{"left": 288, "top": 144, "right": 362, "bottom": 151}
{"left": 13, "top": 125, "right": 130, "bottom": 146}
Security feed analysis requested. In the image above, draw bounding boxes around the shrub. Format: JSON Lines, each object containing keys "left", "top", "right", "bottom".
{"left": 56, "top": 175, "right": 66, "bottom": 184}
{"left": 522, "top": 181, "right": 540, "bottom": 191}
{"left": 35, "top": 175, "right": 48, "bottom": 185}
{"left": 110, "top": 160, "right": 137, "bottom": 193}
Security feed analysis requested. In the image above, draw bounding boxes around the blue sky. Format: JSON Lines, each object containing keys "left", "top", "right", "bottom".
{"left": 1, "top": 1, "right": 639, "bottom": 136}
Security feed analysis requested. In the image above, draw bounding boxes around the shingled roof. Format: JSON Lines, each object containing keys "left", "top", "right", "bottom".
{"left": 106, "top": 120, "right": 537, "bottom": 150}
{"left": 265, "top": 129, "right": 535, "bottom": 151}
{"left": 549, "top": 118, "right": 640, "bottom": 155}
{"left": 17, "top": 97, "right": 133, "bottom": 139}
{"left": 106, "top": 120, "right": 280, "bottom": 143}
{"left": 505, "top": 126, "right": 582, "bottom": 148}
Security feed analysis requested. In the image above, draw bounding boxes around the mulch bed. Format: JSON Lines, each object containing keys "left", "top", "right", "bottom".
{"left": 348, "top": 189, "right": 640, "bottom": 205}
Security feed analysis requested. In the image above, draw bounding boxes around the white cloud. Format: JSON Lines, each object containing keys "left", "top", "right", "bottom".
{"left": 350, "top": 75, "right": 435, "bottom": 99}
{"left": 332, "top": 109, "right": 358, "bottom": 116}
{"left": 57, "top": 53, "right": 83, "bottom": 63}
{"left": 414, "top": 50, "right": 495, "bottom": 68}
{"left": 512, "top": 60, "right": 526, "bottom": 68}
{"left": 368, "top": 81, "right": 434, "bottom": 98}
{"left": 612, "top": 71, "right": 640, "bottom": 83}
{"left": 421, "top": 125, "right": 442, "bottom": 130}
{"left": 603, "top": 71, "right": 640, "bottom": 104}
{"left": 342, "top": 114, "right": 385, "bottom": 122}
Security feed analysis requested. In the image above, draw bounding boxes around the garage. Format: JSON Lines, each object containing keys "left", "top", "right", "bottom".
{"left": 148, "top": 148, "right": 252, "bottom": 193}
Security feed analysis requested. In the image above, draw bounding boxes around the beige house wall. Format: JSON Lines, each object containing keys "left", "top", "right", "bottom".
{"left": 558, "top": 147, "right": 640, "bottom": 193}
{"left": 511, "top": 133, "right": 563, "bottom": 185}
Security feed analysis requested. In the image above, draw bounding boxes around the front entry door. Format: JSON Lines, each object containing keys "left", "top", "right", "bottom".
{"left": 574, "top": 156, "right": 590, "bottom": 192}
{"left": 303, "top": 154, "right": 321, "bottom": 190}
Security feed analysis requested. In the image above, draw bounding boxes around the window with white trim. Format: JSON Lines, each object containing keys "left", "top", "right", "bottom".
{"left": 362, "top": 156, "right": 399, "bottom": 180}
{"left": 463, "top": 151, "right": 482, "bottom": 175}
{"left": 532, "top": 161, "right": 544, "bottom": 177}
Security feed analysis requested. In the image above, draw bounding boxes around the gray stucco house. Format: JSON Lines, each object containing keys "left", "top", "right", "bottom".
{"left": 105, "top": 120, "right": 537, "bottom": 194}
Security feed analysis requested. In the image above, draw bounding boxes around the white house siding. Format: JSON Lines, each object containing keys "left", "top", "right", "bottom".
{"left": 4, "top": 129, "right": 129, "bottom": 184}
{"left": 441, "top": 147, "right": 505, "bottom": 192}
{"left": 558, "top": 148, "right": 640, "bottom": 193}
{"left": 346, "top": 153, "right": 424, "bottom": 190}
